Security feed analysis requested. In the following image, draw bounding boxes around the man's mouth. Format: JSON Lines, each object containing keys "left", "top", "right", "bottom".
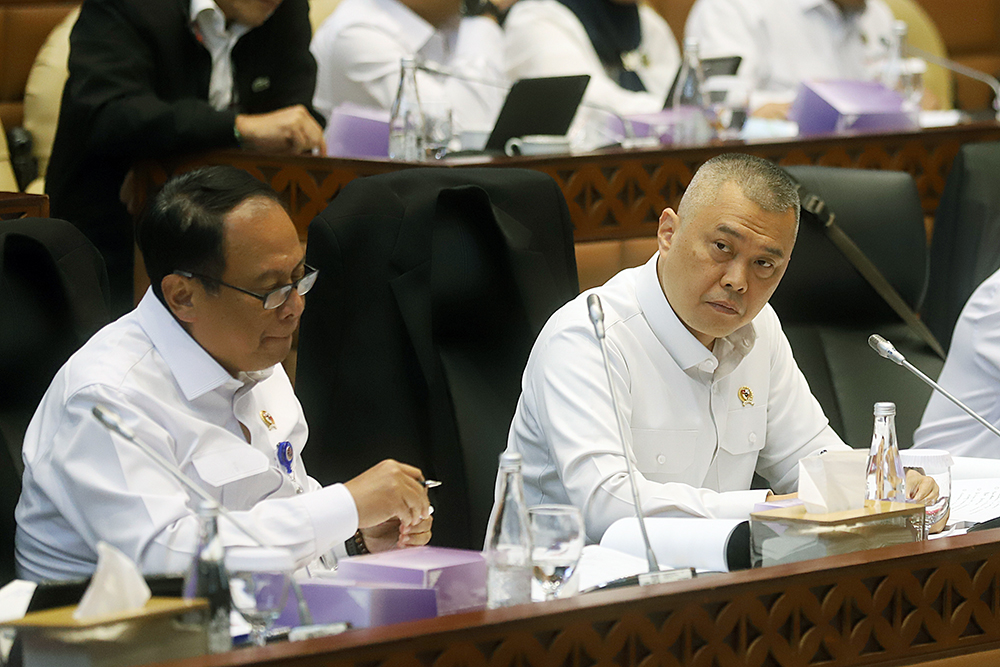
{"left": 707, "top": 300, "right": 740, "bottom": 315}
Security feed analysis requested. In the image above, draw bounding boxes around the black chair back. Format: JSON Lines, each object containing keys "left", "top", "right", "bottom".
{"left": 297, "top": 168, "right": 578, "bottom": 549}
{"left": 770, "top": 166, "right": 942, "bottom": 448}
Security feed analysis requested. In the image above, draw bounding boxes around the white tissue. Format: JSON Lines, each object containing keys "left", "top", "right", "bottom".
{"left": 73, "top": 542, "right": 151, "bottom": 620}
{"left": 798, "top": 450, "right": 868, "bottom": 513}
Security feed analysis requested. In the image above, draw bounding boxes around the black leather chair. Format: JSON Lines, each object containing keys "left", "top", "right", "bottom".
{"left": 296, "top": 168, "right": 579, "bottom": 550}
{"left": 0, "top": 217, "right": 109, "bottom": 584}
{"left": 922, "top": 141, "right": 1000, "bottom": 352}
{"left": 770, "top": 166, "right": 943, "bottom": 450}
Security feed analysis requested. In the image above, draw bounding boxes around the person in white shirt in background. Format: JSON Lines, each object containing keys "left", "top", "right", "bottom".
{"left": 15, "top": 166, "right": 432, "bottom": 582}
{"left": 503, "top": 0, "right": 679, "bottom": 149}
{"left": 497, "top": 153, "right": 936, "bottom": 544}
{"left": 310, "top": 0, "right": 512, "bottom": 136}
{"left": 914, "top": 266, "right": 1000, "bottom": 457}
{"left": 685, "top": 0, "right": 895, "bottom": 119}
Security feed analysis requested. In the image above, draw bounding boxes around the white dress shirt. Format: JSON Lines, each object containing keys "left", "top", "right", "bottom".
{"left": 913, "top": 267, "right": 1000, "bottom": 457}
{"left": 685, "top": 0, "right": 895, "bottom": 108}
{"left": 190, "top": 0, "right": 250, "bottom": 110}
{"left": 15, "top": 290, "right": 358, "bottom": 581}
{"left": 310, "top": 0, "right": 507, "bottom": 132}
{"left": 503, "top": 0, "right": 679, "bottom": 148}
{"left": 503, "top": 254, "right": 848, "bottom": 543}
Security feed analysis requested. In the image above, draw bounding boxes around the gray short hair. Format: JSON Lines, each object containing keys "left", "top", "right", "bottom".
{"left": 677, "top": 153, "right": 800, "bottom": 227}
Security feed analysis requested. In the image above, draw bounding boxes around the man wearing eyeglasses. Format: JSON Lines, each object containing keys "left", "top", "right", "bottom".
{"left": 15, "top": 166, "right": 432, "bottom": 582}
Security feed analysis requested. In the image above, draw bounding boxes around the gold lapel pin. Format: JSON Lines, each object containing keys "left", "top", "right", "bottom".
{"left": 260, "top": 410, "right": 276, "bottom": 431}
{"left": 738, "top": 386, "right": 754, "bottom": 407}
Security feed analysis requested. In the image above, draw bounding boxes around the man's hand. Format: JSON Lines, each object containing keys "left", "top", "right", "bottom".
{"left": 361, "top": 515, "right": 434, "bottom": 553}
{"left": 906, "top": 468, "right": 939, "bottom": 504}
{"left": 344, "top": 459, "right": 431, "bottom": 531}
{"left": 235, "top": 105, "right": 325, "bottom": 155}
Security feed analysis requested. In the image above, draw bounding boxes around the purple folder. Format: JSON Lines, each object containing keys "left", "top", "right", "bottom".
{"left": 275, "top": 578, "right": 437, "bottom": 629}
{"left": 324, "top": 103, "right": 390, "bottom": 158}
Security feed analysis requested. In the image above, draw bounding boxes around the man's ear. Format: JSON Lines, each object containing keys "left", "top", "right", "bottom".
{"left": 657, "top": 208, "right": 680, "bottom": 252}
{"left": 161, "top": 274, "right": 198, "bottom": 323}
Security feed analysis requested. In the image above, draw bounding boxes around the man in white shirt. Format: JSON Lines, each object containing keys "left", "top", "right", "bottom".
{"left": 502, "top": 153, "right": 934, "bottom": 543}
{"left": 914, "top": 267, "right": 1000, "bottom": 456}
{"left": 310, "top": 0, "right": 511, "bottom": 134}
{"left": 16, "top": 166, "right": 432, "bottom": 582}
{"left": 685, "top": 0, "right": 895, "bottom": 116}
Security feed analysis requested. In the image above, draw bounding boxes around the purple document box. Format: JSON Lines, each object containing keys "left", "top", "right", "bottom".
{"left": 337, "top": 546, "right": 487, "bottom": 615}
{"left": 788, "top": 80, "right": 917, "bottom": 135}
{"left": 275, "top": 578, "right": 437, "bottom": 629}
{"left": 325, "top": 103, "right": 390, "bottom": 158}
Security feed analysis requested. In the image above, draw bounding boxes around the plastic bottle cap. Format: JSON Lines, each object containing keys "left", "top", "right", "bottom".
{"left": 225, "top": 546, "right": 295, "bottom": 573}
{"left": 873, "top": 402, "right": 896, "bottom": 416}
{"left": 499, "top": 452, "right": 522, "bottom": 466}
{"left": 900, "top": 449, "right": 953, "bottom": 474}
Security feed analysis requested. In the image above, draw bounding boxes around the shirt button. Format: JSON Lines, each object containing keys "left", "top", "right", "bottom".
{"left": 657, "top": 454, "right": 667, "bottom": 465}
{"left": 748, "top": 433, "right": 757, "bottom": 444}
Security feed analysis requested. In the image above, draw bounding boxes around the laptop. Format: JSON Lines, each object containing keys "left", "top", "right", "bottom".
{"left": 484, "top": 74, "right": 591, "bottom": 152}
{"left": 664, "top": 55, "right": 742, "bottom": 108}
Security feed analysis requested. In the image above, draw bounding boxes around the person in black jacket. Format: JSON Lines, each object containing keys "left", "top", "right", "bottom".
{"left": 46, "top": 0, "right": 325, "bottom": 315}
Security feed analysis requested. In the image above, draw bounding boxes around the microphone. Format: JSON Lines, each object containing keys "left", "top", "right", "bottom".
{"left": 92, "top": 405, "right": 318, "bottom": 629}
{"left": 867, "top": 334, "right": 1000, "bottom": 441}
{"left": 586, "top": 295, "right": 693, "bottom": 587}
{"left": 879, "top": 35, "right": 1000, "bottom": 121}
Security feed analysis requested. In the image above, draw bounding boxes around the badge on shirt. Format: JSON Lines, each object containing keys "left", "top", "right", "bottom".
{"left": 738, "top": 386, "right": 754, "bottom": 407}
{"left": 260, "top": 410, "right": 276, "bottom": 430}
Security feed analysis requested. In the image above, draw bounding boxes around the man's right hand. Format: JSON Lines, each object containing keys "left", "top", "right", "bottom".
{"left": 235, "top": 105, "right": 325, "bottom": 155}
{"left": 344, "top": 459, "right": 431, "bottom": 529}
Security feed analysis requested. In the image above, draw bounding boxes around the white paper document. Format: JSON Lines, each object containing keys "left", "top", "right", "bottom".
{"left": 600, "top": 517, "right": 746, "bottom": 573}
{"left": 950, "top": 479, "right": 1000, "bottom": 526}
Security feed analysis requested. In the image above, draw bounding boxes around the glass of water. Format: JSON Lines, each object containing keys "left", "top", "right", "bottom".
{"left": 901, "top": 449, "right": 953, "bottom": 535}
{"left": 529, "top": 504, "right": 585, "bottom": 601}
{"left": 226, "top": 546, "right": 294, "bottom": 647}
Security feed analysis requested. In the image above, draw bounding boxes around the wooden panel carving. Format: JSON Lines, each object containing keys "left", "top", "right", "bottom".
{"left": 129, "top": 123, "right": 1000, "bottom": 247}
{"left": 150, "top": 531, "right": 1000, "bottom": 667}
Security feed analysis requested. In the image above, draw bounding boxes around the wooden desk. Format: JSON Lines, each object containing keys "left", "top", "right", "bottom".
{"left": 0, "top": 191, "right": 48, "bottom": 219}
{"left": 151, "top": 529, "right": 1000, "bottom": 667}
{"left": 130, "top": 122, "right": 1000, "bottom": 244}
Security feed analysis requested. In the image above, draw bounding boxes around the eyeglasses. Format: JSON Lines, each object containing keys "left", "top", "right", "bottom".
{"left": 174, "top": 264, "right": 319, "bottom": 310}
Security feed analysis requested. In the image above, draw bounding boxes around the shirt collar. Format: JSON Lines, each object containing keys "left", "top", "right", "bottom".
{"left": 634, "top": 253, "right": 757, "bottom": 373}
{"left": 190, "top": 0, "right": 249, "bottom": 39}
{"left": 136, "top": 288, "right": 242, "bottom": 401}
{"left": 372, "top": 0, "right": 437, "bottom": 54}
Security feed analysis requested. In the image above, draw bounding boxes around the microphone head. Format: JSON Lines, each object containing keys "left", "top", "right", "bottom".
{"left": 92, "top": 404, "right": 137, "bottom": 440}
{"left": 868, "top": 334, "right": 905, "bottom": 365}
{"left": 587, "top": 294, "right": 606, "bottom": 339}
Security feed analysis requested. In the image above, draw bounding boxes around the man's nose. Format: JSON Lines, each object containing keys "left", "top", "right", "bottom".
{"left": 722, "top": 262, "right": 748, "bottom": 293}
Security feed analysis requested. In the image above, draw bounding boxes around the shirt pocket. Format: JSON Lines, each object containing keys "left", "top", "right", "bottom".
{"left": 192, "top": 445, "right": 270, "bottom": 488}
{"left": 718, "top": 405, "right": 766, "bottom": 489}
{"left": 631, "top": 429, "right": 699, "bottom": 483}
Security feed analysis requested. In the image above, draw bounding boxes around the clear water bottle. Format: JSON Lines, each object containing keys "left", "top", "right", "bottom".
{"left": 484, "top": 452, "right": 532, "bottom": 609}
{"left": 881, "top": 20, "right": 923, "bottom": 115}
{"left": 671, "top": 37, "right": 713, "bottom": 145}
{"left": 388, "top": 57, "right": 425, "bottom": 161}
{"left": 866, "top": 402, "right": 906, "bottom": 503}
{"left": 184, "top": 501, "right": 232, "bottom": 654}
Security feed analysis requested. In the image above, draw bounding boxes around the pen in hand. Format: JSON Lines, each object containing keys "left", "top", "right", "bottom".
{"left": 423, "top": 479, "right": 442, "bottom": 489}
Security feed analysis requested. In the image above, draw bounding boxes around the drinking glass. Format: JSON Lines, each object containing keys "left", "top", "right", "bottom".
{"left": 226, "top": 546, "right": 294, "bottom": 647}
{"left": 529, "top": 504, "right": 585, "bottom": 601}
{"left": 421, "top": 101, "right": 454, "bottom": 160}
{"left": 704, "top": 75, "right": 749, "bottom": 140}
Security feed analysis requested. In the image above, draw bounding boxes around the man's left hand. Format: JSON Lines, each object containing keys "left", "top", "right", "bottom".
{"left": 906, "top": 468, "right": 938, "bottom": 504}
{"left": 360, "top": 515, "right": 434, "bottom": 553}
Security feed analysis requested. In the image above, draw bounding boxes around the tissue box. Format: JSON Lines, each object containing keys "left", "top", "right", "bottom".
{"left": 276, "top": 578, "right": 437, "bottom": 629}
{"left": 1, "top": 598, "right": 207, "bottom": 667}
{"left": 788, "top": 80, "right": 918, "bottom": 135}
{"left": 325, "top": 103, "right": 390, "bottom": 158}
{"left": 337, "top": 546, "right": 487, "bottom": 615}
{"left": 750, "top": 501, "right": 925, "bottom": 568}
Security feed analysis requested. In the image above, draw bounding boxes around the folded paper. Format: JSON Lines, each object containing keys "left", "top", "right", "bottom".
{"left": 798, "top": 450, "right": 868, "bottom": 514}
{"left": 73, "top": 542, "right": 151, "bottom": 621}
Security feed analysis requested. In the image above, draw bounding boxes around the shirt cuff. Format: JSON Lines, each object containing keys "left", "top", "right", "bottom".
{"left": 714, "top": 489, "right": 772, "bottom": 518}
{"left": 299, "top": 483, "right": 359, "bottom": 556}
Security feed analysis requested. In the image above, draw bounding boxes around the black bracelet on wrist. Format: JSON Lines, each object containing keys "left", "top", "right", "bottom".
{"left": 345, "top": 529, "right": 369, "bottom": 556}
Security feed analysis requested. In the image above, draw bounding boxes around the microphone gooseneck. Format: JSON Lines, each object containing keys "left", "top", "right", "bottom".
{"left": 587, "top": 295, "right": 661, "bottom": 575}
{"left": 868, "top": 333, "right": 1000, "bottom": 442}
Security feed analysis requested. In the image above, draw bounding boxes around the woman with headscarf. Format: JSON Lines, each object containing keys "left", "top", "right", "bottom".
{"left": 503, "top": 0, "right": 680, "bottom": 147}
